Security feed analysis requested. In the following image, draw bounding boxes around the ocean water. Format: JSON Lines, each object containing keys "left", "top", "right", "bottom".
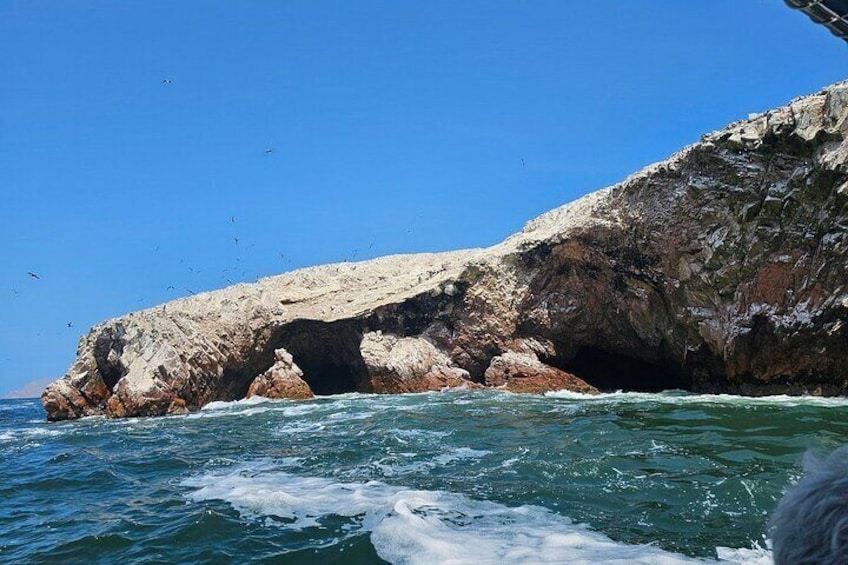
{"left": 2, "top": 390, "right": 847, "bottom": 564}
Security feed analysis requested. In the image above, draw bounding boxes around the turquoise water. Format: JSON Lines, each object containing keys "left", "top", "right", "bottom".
{"left": 2, "top": 390, "right": 847, "bottom": 564}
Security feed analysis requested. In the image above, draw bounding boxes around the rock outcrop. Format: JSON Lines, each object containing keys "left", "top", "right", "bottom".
{"left": 246, "top": 348, "right": 313, "bottom": 400}
{"left": 360, "top": 331, "right": 476, "bottom": 393}
{"left": 484, "top": 351, "right": 598, "bottom": 395}
{"left": 42, "top": 81, "right": 848, "bottom": 420}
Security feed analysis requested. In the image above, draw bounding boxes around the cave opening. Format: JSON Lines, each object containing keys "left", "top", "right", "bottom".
{"left": 93, "top": 331, "right": 128, "bottom": 394}
{"left": 561, "top": 346, "right": 690, "bottom": 393}
{"left": 275, "top": 320, "right": 368, "bottom": 395}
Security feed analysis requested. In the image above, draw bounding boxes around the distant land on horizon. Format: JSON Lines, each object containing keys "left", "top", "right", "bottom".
{"left": 3, "top": 378, "right": 53, "bottom": 400}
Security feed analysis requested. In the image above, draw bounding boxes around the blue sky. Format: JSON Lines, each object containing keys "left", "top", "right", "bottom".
{"left": 1, "top": 1, "right": 847, "bottom": 396}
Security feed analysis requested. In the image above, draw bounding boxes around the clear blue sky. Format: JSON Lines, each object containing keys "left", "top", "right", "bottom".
{"left": 1, "top": 1, "right": 846, "bottom": 396}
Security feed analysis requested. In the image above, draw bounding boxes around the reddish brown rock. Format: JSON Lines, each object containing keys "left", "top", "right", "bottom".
{"left": 167, "top": 397, "right": 189, "bottom": 415}
{"left": 247, "top": 348, "right": 313, "bottom": 400}
{"left": 484, "top": 352, "right": 598, "bottom": 394}
{"left": 41, "top": 355, "right": 112, "bottom": 421}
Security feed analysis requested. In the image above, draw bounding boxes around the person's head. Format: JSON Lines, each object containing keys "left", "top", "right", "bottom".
{"left": 770, "top": 445, "right": 848, "bottom": 565}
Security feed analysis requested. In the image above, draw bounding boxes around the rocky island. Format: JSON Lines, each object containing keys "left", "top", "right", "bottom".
{"left": 42, "top": 81, "right": 848, "bottom": 420}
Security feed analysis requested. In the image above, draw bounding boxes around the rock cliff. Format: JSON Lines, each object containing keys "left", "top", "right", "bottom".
{"left": 43, "top": 82, "right": 848, "bottom": 420}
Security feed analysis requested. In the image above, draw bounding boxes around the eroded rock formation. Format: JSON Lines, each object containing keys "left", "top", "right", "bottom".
{"left": 246, "top": 348, "right": 313, "bottom": 400}
{"left": 484, "top": 351, "right": 598, "bottom": 395}
{"left": 360, "top": 331, "right": 476, "bottom": 393}
{"left": 42, "top": 81, "right": 848, "bottom": 420}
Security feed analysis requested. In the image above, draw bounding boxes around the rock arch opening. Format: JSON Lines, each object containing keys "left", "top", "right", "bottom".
{"left": 92, "top": 326, "right": 128, "bottom": 393}
{"left": 561, "top": 346, "right": 690, "bottom": 393}
{"left": 274, "top": 320, "right": 368, "bottom": 395}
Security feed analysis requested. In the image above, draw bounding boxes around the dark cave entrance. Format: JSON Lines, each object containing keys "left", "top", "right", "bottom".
{"left": 275, "top": 320, "right": 368, "bottom": 395}
{"left": 561, "top": 347, "right": 690, "bottom": 393}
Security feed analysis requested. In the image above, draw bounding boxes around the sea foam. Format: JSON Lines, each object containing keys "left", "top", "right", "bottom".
{"left": 182, "top": 463, "right": 771, "bottom": 564}
{"left": 545, "top": 390, "right": 848, "bottom": 408}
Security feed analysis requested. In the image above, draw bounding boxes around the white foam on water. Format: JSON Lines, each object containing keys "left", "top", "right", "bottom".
{"left": 188, "top": 397, "right": 325, "bottom": 420}
{"left": 390, "top": 428, "right": 451, "bottom": 441}
{"left": 500, "top": 448, "right": 530, "bottom": 470}
{"left": 0, "top": 426, "right": 65, "bottom": 442}
{"left": 372, "top": 446, "right": 491, "bottom": 477}
{"left": 183, "top": 466, "right": 397, "bottom": 531}
{"left": 545, "top": 390, "right": 848, "bottom": 408}
{"left": 0, "top": 426, "right": 67, "bottom": 452}
{"left": 273, "top": 420, "right": 326, "bottom": 435}
{"left": 201, "top": 396, "right": 277, "bottom": 411}
{"left": 182, "top": 464, "right": 769, "bottom": 564}
{"left": 715, "top": 545, "right": 772, "bottom": 565}
{"left": 433, "top": 447, "right": 491, "bottom": 466}
{"left": 325, "top": 410, "right": 376, "bottom": 422}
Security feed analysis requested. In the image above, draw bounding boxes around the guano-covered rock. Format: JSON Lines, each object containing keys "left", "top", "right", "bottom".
{"left": 42, "top": 81, "right": 848, "bottom": 420}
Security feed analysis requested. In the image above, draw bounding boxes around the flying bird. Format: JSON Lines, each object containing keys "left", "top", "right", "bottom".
{"left": 166, "top": 285, "right": 175, "bottom": 290}
{"left": 264, "top": 147, "right": 274, "bottom": 155}
{"left": 187, "top": 289, "right": 196, "bottom": 295}
{"left": 162, "top": 78, "right": 173, "bottom": 85}
{"left": 521, "top": 158, "right": 525, "bottom": 168}
{"left": 231, "top": 216, "right": 236, "bottom": 223}
{"left": 234, "top": 237, "right": 239, "bottom": 246}
{"left": 27, "top": 272, "right": 40, "bottom": 280}
{"left": 66, "top": 322, "right": 73, "bottom": 328}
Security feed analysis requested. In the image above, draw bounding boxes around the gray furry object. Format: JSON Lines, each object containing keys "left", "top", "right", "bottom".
{"left": 770, "top": 446, "right": 848, "bottom": 565}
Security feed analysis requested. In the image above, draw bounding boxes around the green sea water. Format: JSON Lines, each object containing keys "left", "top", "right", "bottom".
{"left": 2, "top": 390, "right": 847, "bottom": 564}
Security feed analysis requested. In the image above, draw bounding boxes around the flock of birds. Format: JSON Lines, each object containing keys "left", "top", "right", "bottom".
{"left": 14, "top": 77, "right": 528, "bottom": 334}
{"left": 13, "top": 78, "right": 286, "bottom": 332}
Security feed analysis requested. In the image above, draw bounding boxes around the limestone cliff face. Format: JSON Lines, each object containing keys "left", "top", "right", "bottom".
{"left": 42, "top": 82, "right": 848, "bottom": 420}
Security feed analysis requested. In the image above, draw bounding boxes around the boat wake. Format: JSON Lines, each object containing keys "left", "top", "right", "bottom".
{"left": 182, "top": 462, "right": 772, "bottom": 564}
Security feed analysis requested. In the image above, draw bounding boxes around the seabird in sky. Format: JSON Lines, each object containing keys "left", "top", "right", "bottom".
{"left": 264, "top": 147, "right": 274, "bottom": 155}
{"left": 66, "top": 322, "right": 73, "bottom": 328}
{"left": 27, "top": 272, "right": 40, "bottom": 280}
{"left": 162, "top": 78, "right": 173, "bottom": 85}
